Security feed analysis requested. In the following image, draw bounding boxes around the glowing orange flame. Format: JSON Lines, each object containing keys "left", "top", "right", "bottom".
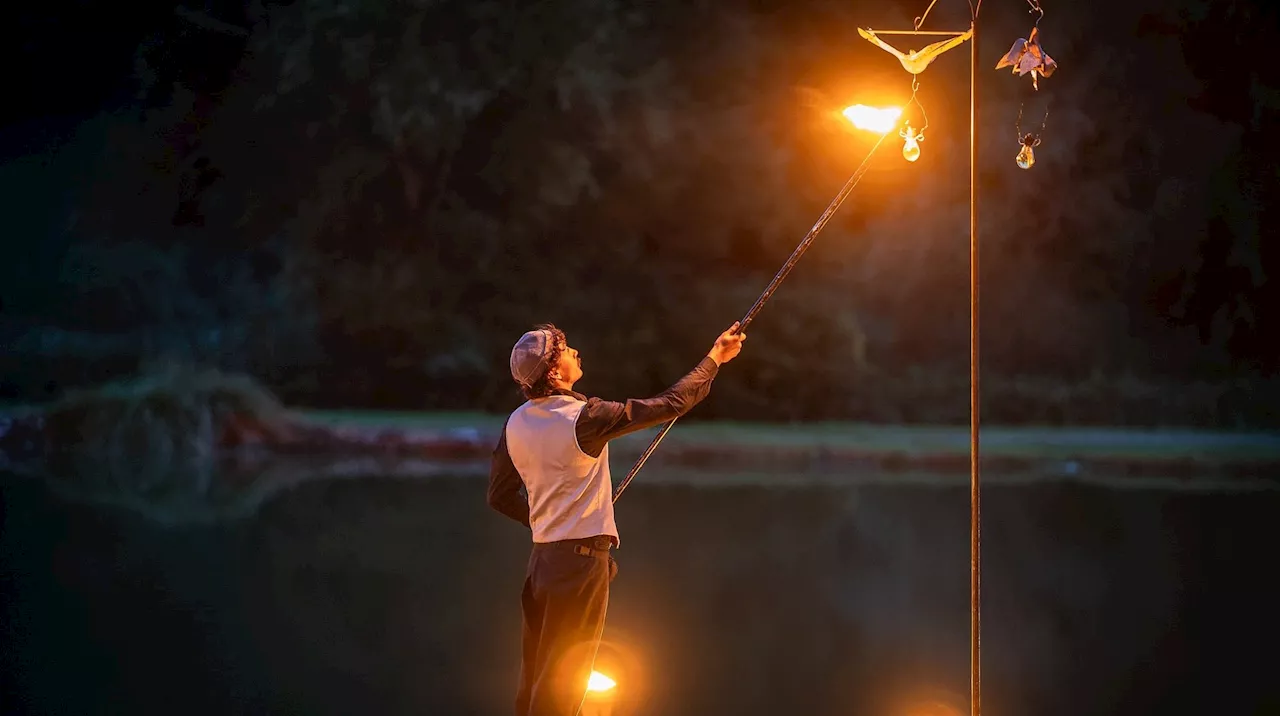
{"left": 586, "top": 671, "right": 616, "bottom": 692}
{"left": 842, "top": 104, "right": 903, "bottom": 134}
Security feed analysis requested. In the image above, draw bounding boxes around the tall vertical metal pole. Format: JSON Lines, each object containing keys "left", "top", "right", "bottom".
{"left": 969, "top": 18, "right": 982, "bottom": 716}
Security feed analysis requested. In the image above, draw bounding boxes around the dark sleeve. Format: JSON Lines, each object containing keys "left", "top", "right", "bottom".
{"left": 575, "top": 356, "right": 721, "bottom": 458}
{"left": 487, "top": 422, "right": 531, "bottom": 527}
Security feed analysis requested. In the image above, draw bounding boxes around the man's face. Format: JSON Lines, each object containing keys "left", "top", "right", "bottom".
{"left": 555, "top": 339, "right": 583, "bottom": 387}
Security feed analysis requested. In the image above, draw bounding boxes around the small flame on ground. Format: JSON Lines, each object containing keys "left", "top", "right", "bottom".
{"left": 587, "top": 671, "right": 617, "bottom": 692}
{"left": 842, "top": 105, "right": 903, "bottom": 134}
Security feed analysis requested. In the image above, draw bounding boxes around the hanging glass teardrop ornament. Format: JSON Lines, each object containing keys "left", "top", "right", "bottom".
{"left": 1016, "top": 144, "right": 1035, "bottom": 169}
{"left": 900, "top": 124, "right": 924, "bottom": 162}
{"left": 1016, "top": 133, "right": 1040, "bottom": 169}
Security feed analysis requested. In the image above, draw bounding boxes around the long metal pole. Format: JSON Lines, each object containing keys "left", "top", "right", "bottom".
{"left": 612, "top": 127, "right": 896, "bottom": 503}
{"left": 969, "top": 18, "right": 982, "bottom": 716}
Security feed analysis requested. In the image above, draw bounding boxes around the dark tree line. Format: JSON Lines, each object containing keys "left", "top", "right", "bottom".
{"left": 2, "top": 0, "right": 1276, "bottom": 426}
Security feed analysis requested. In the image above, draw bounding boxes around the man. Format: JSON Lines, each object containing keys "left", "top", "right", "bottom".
{"left": 488, "top": 321, "right": 746, "bottom": 716}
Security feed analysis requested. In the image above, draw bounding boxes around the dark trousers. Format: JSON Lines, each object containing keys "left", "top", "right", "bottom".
{"left": 515, "top": 537, "right": 618, "bottom": 716}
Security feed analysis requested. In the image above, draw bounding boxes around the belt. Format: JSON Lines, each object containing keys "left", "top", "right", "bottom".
{"left": 560, "top": 535, "right": 614, "bottom": 557}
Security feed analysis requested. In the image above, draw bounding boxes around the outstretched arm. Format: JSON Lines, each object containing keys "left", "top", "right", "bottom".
{"left": 575, "top": 357, "right": 720, "bottom": 458}
{"left": 575, "top": 323, "right": 746, "bottom": 458}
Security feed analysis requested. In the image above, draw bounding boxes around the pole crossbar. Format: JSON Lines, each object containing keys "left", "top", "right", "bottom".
{"left": 863, "top": 28, "right": 971, "bottom": 35}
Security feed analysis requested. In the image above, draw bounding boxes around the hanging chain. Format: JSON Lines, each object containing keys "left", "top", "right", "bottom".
{"left": 1015, "top": 103, "right": 1049, "bottom": 140}
{"left": 909, "top": 77, "right": 930, "bottom": 133}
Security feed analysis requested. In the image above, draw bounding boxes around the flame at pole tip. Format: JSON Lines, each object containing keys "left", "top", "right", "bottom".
{"left": 587, "top": 671, "right": 616, "bottom": 692}
{"left": 842, "top": 104, "right": 903, "bottom": 134}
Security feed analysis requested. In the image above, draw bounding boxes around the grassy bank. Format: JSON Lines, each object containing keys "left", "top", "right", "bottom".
{"left": 300, "top": 409, "right": 1280, "bottom": 463}
{"left": 6, "top": 371, "right": 1276, "bottom": 467}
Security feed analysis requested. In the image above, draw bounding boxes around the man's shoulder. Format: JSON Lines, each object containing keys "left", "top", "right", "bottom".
{"left": 577, "top": 395, "right": 624, "bottom": 422}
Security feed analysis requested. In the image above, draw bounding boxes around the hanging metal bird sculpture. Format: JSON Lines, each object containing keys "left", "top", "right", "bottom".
{"left": 858, "top": 27, "right": 974, "bottom": 75}
{"left": 995, "top": 26, "right": 1057, "bottom": 89}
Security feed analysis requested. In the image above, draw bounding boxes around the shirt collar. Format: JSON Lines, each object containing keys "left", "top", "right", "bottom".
{"left": 548, "top": 387, "right": 588, "bottom": 402}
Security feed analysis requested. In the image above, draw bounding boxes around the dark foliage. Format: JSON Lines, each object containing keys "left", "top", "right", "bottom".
{"left": 2, "top": 0, "right": 1276, "bottom": 426}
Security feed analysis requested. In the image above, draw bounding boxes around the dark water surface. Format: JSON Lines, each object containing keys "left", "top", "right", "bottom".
{"left": 2, "top": 471, "right": 1278, "bottom": 716}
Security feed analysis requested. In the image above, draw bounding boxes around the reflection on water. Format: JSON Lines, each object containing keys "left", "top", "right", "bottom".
{"left": 2, "top": 469, "right": 1278, "bottom": 716}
